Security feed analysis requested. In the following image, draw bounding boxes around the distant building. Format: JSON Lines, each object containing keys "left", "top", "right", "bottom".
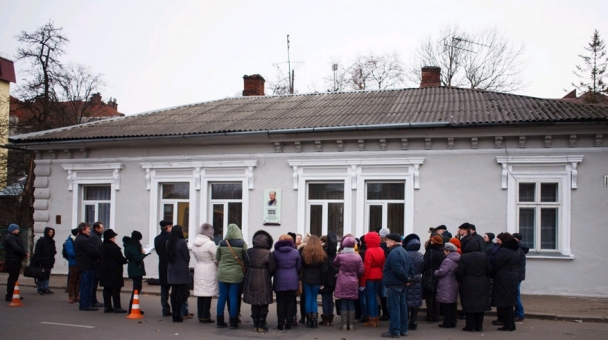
{"left": 8, "top": 69, "right": 608, "bottom": 297}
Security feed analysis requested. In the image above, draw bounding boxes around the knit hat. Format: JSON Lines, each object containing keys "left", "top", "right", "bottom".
{"left": 486, "top": 232, "right": 495, "bottom": 242}
{"left": 444, "top": 242, "right": 458, "bottom": 252}
{"left": 71, "top": 228, "right": 79, "bottom": 236}
{"left": 342, "top": 236, "right": 356, "bottom": 248}
{"left": 379, "top": 228, "right": 390, "bottom": 238}
{"left": 131, "top": 230, "right": 143, "bottom": 241}
{"left": 431, "top": 235, "right": 444, "bottom": 245}
{"left": 512, "top": 233, "right": 523, "bottom": 241}
{"left": 103, "top": 229, "right": 118, "bottom": 239}
{"left": 7, "top": 224, "right": 19, "bottom": 233}
{"left": 450, "top": 237, "right": 461, "bottom": 249}
{"left": 386, "top": 233, "right": 401, "bottom": 243}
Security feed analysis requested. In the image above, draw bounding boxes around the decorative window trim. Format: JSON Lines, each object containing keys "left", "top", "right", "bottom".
{"left": 141, "top": 160, "right": 257, "bottom": 245}
{"left": 496, "top": 155, "right": 583, "bottom": 258}
{"left": 61, "top": 163, "right": 123, "bottom": 233}
{"left": 288, "top": 157, "right": 424, "bottom": 238}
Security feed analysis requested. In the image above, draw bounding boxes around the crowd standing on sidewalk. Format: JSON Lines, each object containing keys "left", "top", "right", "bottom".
{"left": 4, "top": 219, "right": 529, "bottom": 337}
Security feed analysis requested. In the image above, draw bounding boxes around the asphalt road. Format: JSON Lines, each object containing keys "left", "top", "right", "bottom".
{"left": 2, "top": 289, "right": 607, "bottom": 339}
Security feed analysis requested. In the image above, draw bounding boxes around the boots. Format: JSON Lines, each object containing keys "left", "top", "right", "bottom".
{"left": 311, "top": 313, "right": 319, "bottom": 328}
{"left": 380, "top": 297, "right": 389, "bottom": 320}
{"left": 229, "top": 317, "right": 239, "bottom": 329}
{"left": 364, "top": 316, "right": 378, "bottom": 327}
{"left": 257, "top": 317, "right": 268, "bottom": 333}
{"left": 216, "top": 315, "right": 228, "bottom": 328}
{"left": 348, "top": 310, "right": 356, "bottom": 330}
{"left": 341, "top": 310, "right": 348, "bottom": 330}
{"left": 253, "top": 317, "right": 259, "bottom": 331}
{"left": 409, "top": 308, "right": 418, "bottom": 330}
{"left": 327, "top": 314, "right": 334, "bottom": 326}
{"left": 319, "top": 314, "right": 329, "bottom": 326}
{"left": 305, "top": 313, "right": 312, "bottom": 328}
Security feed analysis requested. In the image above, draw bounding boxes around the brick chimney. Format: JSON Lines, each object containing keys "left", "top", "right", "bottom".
{"left": 243, "top": 74, "right": 265, "bottom": 96}
{"left": 90, "top": 92, "right": 102, "bottom": 104}
{"left": 420, "top": 66, "right": 441, "bottom": 88}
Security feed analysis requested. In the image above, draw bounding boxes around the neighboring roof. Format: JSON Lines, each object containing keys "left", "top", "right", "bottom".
{"left": 9, "top": 86, "right": 608, "bottom": 144}
{"left": 0, "top": 177, "right": 25, "bottom": 197}
{"left": 0, "top": 56, "right": 16, "bottom": 83}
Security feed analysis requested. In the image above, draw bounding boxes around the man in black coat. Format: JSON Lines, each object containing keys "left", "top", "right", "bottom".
{"left": 3, "top": 224, "right": 29, "bottom": 302}
{"left": 154, "top": 220, "right": 173, "bottom": 316}
{"left": 458, "top": 223, "right": 485, "bottom": 253}
{"left": 74, "top": 222, "right": 101, "bottom": 311}
{"left": 89, "top": 222, "right": 104, "bottom": 307}
{"left": 512, "top": 233, "right": 528, "bottom": 322}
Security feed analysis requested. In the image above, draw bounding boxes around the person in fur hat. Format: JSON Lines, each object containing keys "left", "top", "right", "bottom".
{"left": 243, "top": 229, "right": 276, "bottom": 332}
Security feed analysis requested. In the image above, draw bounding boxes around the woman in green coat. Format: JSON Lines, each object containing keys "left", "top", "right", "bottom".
{"left": 123, "top": 230, "right": 147, "bottom": 313}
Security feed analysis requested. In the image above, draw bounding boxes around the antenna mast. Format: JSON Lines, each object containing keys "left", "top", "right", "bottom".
{"left": 287, "top": 35, "right": 294, "bottom": 94}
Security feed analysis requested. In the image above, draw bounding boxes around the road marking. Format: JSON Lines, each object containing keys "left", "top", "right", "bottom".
{"left": 40, "top": 322, "right": 95, "bottom": 329}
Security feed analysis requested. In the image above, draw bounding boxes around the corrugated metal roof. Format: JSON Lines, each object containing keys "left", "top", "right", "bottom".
{"left": 9, "top": 86, "right": 608, "bottom": 143}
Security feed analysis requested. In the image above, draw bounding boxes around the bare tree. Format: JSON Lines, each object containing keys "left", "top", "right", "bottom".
{"left": 323, "top": 60, "right": 349, "bottom": 92}
{"left": 266, "top": 67, "right": 294, "bottom": 95}
{"left": 56, "top": 63, "right": 105, "bottom": 125}
{"left": 408, "top": 25, "right": 525, "bottom": 92}
{"left": 347, "top": 53, "right": 405, "bottom": 90}
{"left": 573, "top": 29, "right": 608, "bottom": 103}
{"left": 15, "top": 20, "right": 69, "bottom": 131}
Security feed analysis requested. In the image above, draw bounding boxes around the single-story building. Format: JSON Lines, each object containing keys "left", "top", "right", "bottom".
{"left": 8, "top": 68, "right": 608, "bottom": 297}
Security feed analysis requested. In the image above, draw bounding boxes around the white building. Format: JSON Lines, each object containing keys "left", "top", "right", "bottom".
{"left": 9, "top": 69, "right": 608, "bottom": 297}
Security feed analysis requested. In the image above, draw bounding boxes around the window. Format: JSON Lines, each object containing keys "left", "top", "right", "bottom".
{"left": 365, "top": 182, "right": 405, "bottom": 235}
{"left": 517, "top": 182, "right": 559, "bottom": 250}
{"left": 161, "top": 183, "right": 190, "bottom": 238}
{"left": 307, "top": 182, "right": 344, "bottom": 237}
{"left": 210, "top": 183, "right": 243, "bottom": 244}
{"left": 82, "top": 185, "right": 111, "bottom": 228}
{"left": 497, "top": 155, "right": 583, "bottom": 258}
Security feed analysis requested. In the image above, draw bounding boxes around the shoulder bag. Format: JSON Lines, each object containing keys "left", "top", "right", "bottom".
{"left": 225, "top": 239, "right": 247, "bottom": 275}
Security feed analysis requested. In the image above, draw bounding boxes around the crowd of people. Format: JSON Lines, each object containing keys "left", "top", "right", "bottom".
{"left": 3, "top": 220, "right": 527, "bottom": 337}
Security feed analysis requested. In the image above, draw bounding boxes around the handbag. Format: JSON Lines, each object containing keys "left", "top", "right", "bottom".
{"left": 24, "top": 265, "right": 46, "bottom": 279}
{"left": 295, "top": 272, "right": 303, "bottom": 296}
{"left": 225, "top": 239, "right": 247, "bottom": 275}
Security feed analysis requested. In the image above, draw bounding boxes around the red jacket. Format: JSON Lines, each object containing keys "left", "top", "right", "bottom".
{"left": 361, "top": 232, "right": 385, "bottom": 286}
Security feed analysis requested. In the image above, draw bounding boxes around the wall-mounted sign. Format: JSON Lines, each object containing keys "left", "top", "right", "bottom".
{"left": 263, "top": 189, "right": 281, "bottom": 225}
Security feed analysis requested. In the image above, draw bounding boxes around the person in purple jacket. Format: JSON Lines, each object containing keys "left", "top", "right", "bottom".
{"left": 434, "top": 242, "right": 461, "bottom": 328}
{"left": 333, "top": 236, "right": 364, "bottom": 331}
{"left": 272, "top": 234, "right": 302, "bottom": 331}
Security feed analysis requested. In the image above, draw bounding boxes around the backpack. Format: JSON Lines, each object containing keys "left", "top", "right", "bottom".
{"left": 62, "top": 238, "right": 71, "bottom": 259}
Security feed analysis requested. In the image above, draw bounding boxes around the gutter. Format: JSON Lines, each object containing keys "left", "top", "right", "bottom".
{"left": 8, "top": 122, "right": 452, "bottom": 147}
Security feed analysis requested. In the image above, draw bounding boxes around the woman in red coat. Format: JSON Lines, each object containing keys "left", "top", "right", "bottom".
{"left": 361, "top": 231, "right": 385, "bottom": 328}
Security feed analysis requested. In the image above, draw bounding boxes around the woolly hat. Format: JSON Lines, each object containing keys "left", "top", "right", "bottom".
{"left": 485, "top": 232, "right": 495, "bottom": 242}
{"left": 450, "top": 237, "right": 461, "bottom": 249}
{"left": 103, "top": 229, "right": 118, "bottom": 239}
{"left": 71, "top": 228, "right": 79, "bottom": 236}
{"left": 386, "top": 233, "right": 401, "bottom": 243}
{"left": 512, "top": 233, "right": 523, "bottom": 241}
{"left": 444, "top": 242, "right": 458, "bottom": 252}
{"left": 342, "top": 236, "right": 356, "bottom": 248}
{"left": 431, "top": 235, "right": 444, "bottom": 245}
{"left": 379, "top": 228, "right": 390, "bottom": 238}
{"left": 131, "top": 230, "right": 143, "bottom": 241}
{"left": 200, "top": 223, "right": 214, "bottom": 239}
{"left": 7, "top": 224, "right": 19, "bottom": 233}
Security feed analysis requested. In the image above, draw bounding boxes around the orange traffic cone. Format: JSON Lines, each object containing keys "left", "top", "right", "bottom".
{"left": 8, "top": 281, "right": 23, "bottom": 307}
{"left": 126, "top": 289, "right": 144, "bottom": 319}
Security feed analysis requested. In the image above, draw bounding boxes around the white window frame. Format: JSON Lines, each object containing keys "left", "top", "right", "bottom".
{"left": 497, "top": 155, "right": 583, "bottom": 259}
{"left": 516, "top": 180, "right": 561, "bottom": 252}
{"left": 142, "top": 160, "right": 256, "bottom": 246}
{"left": 82, "top": 185, "right": 112, "bottom": 228}
{"left": 306, "top": 181, "right": 346, "bottom": 237}
{"left": 364, "top": 181, "right": 407, "bottom": 235}
{"left": 289, "top": 157, "right": 423, "bottom": 238}
{"left": 207, "top": 182, "right": 246, "bottom": 241}
{"left": 160, "top": 183, "right": 192, "bottom": 234}
{"left": 62, "top": 163, "right": 122, "bottom": 232}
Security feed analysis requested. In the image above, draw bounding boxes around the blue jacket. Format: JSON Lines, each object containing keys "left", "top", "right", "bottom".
{"left": 65, "top": 235, "right": 77, "bottom": 267}
{"left": 383, "top": 244, "right": 414, "bottom": 287}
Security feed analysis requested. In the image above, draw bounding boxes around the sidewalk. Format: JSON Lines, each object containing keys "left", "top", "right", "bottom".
{"left": 3, "top": 272, "right": 608, "bottom": 322}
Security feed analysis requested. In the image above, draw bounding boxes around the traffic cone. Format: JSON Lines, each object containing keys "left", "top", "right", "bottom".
{"left": 8, "top": 281, "right": 23, "bottom": 307}
{"left": 126, "top": 289, "right": 144, "bottom": 319}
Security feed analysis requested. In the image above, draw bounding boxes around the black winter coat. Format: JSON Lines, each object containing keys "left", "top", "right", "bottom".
{"left": 167, "top": 239, "right": 191, "bottom": 285}
{"left": 32, "top": 227, "right": 56, "bottom": 269}
{"left": 74, "top": 233, "right": 101, "bottom": 271}
{"left": 154, "top": 230, "right": 171, "bottom": 285}
{"left": 99, "top": 240, "right": 127, "bottom": 288}
{"left": 243, "top": 230, "right": 276, "bottom": 305}
{"left": 491, "top": 239, "right": 521, "bottom": 307}
{"left": 405, "top": 238, "right": 423, "bottom": 308}
{"left": 456, "top": 241, "right": 491, "bottom": 313}
{"left": 4, "top": 232, "right": 27, "bottom": 262}
{"left": 301, "top": 250, "right": 326, "bottom": 285}
{"left": 422, "top": 243, "right": 444, "bottom": 294}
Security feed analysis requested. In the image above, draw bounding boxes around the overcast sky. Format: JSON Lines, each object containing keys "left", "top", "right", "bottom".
{"left": 1, "top": 0, "right": 607, "bottom": 115}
